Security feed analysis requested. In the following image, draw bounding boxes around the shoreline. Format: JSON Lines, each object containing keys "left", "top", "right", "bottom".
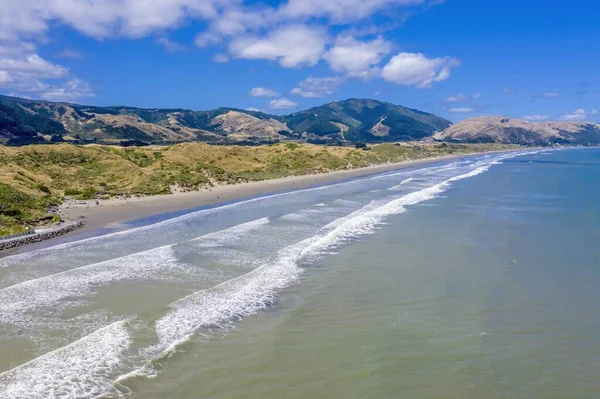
{"left": 57, "top": 151, "right": 502, "bottom": 235}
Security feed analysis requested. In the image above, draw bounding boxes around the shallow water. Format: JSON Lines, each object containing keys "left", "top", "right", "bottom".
{"left": 0, "top": 148, "right": 598, "bottom": 398}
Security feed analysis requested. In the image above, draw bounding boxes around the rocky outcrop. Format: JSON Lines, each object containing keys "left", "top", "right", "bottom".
{"left": 0, "top": 222, "right": 84, "bottom": 251}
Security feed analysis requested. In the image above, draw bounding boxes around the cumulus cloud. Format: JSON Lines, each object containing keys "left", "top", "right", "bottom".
{"left": 249, "top": 87, "right": 279, "bottom": 97}
{"left": 0, "top": 0, "right": 438, "bottom": 43}
{"left": 0, "top": 0, "right": 229, "bottom": 40}
{"left": 0, "top": 42, "right": 93, "bottom": 100}
{"left": 522, "top": 114, "right": 550, "bottom": 122}
{"left": 291, "top": 76, "right": 343, "bottom": 98}
{"left": 382, "top": 52, "right": 459, "bottom": 88}
{"left": 447, "top": 107, "right": 474, "bottom": 113}
{"left": 0, "top": 0, "right": 452, "bottom": 99}
{"left": 443, "top": 92, "right": 467, "bottom": 102}
{"left": 268, "top": 97, "right": 298, "bottom": 109}
{"left": 154, "top": 37, "right": 186, "bottom": 53}
{"left": 245, "top": 107, "right": 261, "bottom": 112}
{"left": 0, "top": 53, "right": 67, "bottom": 78}
{"left": 40, "top": 78, "right": 94, "bottom": 101}
{"left": 195, "top": 31, "right": 225, "bottom": 47}
{"left": 323, "top": 35, "right": 391, "bottom": 78}
{"left": 229, "top": 25, "right": 326, "bottom": 68}
{"left": 560, "top": 109, "right": 588, "bottom": 121}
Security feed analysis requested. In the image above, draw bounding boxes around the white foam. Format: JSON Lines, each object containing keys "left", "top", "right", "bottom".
{"left": 0, "top": 320, "right": 130, "bottom": 399}
{"left": 0, "top": 218, "right": 274, "bottom": 324}
{"left": 388, "top": 177, "right": 415, "bottom": 190}
{"left": 192, "top": 217, "right": 270, "bottom": 247}
{"left": 149, "top": 160, "right": 503, "bottom": 356}
{"left": 0, "top": 246, "right": 179, "bottom": 324}
{"left": 279, "top": 209, "right": 325, "bottom": 222}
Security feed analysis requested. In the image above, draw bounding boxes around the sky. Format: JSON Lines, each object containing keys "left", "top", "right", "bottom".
{"left": 0, "top": 0, "right": 598, "bottom": 122}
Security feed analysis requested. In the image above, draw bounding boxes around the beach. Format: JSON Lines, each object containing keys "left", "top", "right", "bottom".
{"left": 2, "top": 148, "right": 599, "bottom": 398}
{"left": 58, "top": 154, "right": 469, "bottom": 233}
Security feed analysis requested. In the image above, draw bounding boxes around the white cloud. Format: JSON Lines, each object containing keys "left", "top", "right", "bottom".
{"left": 473, "top": 92, "right": 481, "bottom": 100}
{"left": 0, "top": 0, "right": 451, "bottom": 99}
{"left": 522, "top": 114, "right": 550, "bottom": 122}
{"left": 591, "top": 109, "right": 598, "bottom": 115}
{"left": 245, "top": 107, "right": 261, "bottom": 112}
{"left": 0, "top": 0, "right": 229, "bottom": 40}
{"left": 0, "top": 42, "right": 93, "bottom": 100}
{"left": 503, "top": 87, "right": 515, "bottom": 94}
{"left": 195, "top": 31, "right": 223, "bottom": 47}
{"left": 279, "top": 0, "right": 425, "bottom": 22}
{"left": 560, "top": 109, "right": 588, "bottom": 121}
{"left": 443, "top": 92, "right": 467, "bottom": 103}
{"left": 382, "top": 52, "right": 459, "bottom": 88}
{"left": 0, "top": 0, "right": 437, "bottom": 44}
{"left": 155, "top": 37, "right": 186, "bottom": 53}
{"left": 268, "top": 97, "right": 298, "bottom": 109}
{"left": 0, "top": 54, "right": 67, "bottom": 78}
{"left": 212, "top": 53, "right": 229, "bottom": 63}
{"left": 291, "top": 76, "right": 343, "bottom": 98}
{"left": 323, "top": 35, "right": 391, "bottom": 78}
{"left": 249, "top": 87, "right": 279, "bottom": 97}
{"left": 229, "top": 25, "right": 326, "bottom": 68}
{"left": 447, "top": 107, "right": 474, "bottom": 113}
{"left": 0, "top": 71, "right": 12, "bottom": 84}
{"left": 538, "top": 92, "right": 559, "bottom": 98}
{"left": 40, "top": 78, "right": 94, "bottom": 101}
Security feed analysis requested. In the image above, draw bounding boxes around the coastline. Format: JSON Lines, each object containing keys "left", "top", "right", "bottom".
{"left": 57, "top": 151, "right": 502, "bottom": 234}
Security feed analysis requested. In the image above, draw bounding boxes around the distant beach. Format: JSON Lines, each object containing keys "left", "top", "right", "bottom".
{"left": 58, "top": 152, "right": 496, "bottom": 234}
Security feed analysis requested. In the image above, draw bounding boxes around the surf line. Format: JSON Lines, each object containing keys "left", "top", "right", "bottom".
{"left": 0, "top": 319, "right": 132, "bottom": 399}
{"left": 0, "top": 155, "right": 481, "bottom": 259}
{"left": 111, "top": 159, "right": 507, "bottom": 389}
{"left": 0, "top": 218, "right": 271, "bottom": 324}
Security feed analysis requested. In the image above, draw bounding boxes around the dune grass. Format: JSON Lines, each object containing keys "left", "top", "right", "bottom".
{"left": 0, "top": 141, "right": 516, "bottom": 235}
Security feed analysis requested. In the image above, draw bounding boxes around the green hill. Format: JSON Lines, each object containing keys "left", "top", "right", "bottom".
{"left": 0, "top": 96, "right": 450, "bottom": 146}
{"left": 283, "top": 98, "right": 452, "bottom": 143}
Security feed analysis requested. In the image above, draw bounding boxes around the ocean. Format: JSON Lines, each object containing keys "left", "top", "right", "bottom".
{"left": 0, "top": 148, "right": 598, "bottom": 398}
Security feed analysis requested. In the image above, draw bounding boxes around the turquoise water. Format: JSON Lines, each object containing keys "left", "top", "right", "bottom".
{"left": 0, "top": 149, "right": 598, "bottom": 398}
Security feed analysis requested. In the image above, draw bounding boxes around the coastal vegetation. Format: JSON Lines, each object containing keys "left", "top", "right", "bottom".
{"left": 0, "top": 142, "right": 515, "bottom": 235}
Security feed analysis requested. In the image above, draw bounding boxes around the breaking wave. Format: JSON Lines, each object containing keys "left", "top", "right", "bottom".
{"left": 0, "top": 320, "right": 131, "bottom": 399}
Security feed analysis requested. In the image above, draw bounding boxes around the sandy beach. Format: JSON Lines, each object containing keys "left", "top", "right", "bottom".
{"left": 58, "top": 152, "right": 500, "bottom": 234}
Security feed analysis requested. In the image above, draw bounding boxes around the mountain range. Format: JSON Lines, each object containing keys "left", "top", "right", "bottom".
{"left": 1, "top": 95, "right": 599, "bottom": 146}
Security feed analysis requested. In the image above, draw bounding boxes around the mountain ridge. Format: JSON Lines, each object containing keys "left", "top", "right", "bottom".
{"left": 2, "top": 94, "right": 599, "bottom": 146}
{"left": 0, "top": 95, "right": 451, "bottom": 146}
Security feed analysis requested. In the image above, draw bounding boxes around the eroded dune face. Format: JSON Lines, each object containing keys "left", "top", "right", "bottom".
{"left": 434, "top": 116, "right": 600, "bottom": 145}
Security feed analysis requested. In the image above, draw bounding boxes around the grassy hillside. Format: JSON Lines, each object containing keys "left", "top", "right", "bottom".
{"left": 1, "top": 95, "right": 451, "bottom": 146}
{"left": 284, "top": 98, "right": 452, "bottom": 142}
{"left": 0, "top": 142, "right": 515, "bottom": 235}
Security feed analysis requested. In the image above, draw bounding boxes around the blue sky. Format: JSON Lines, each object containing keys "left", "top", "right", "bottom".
{"left": 0, "top": 0, "right": 598, "bottom": 122}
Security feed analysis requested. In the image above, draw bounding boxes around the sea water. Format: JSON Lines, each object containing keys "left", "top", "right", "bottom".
{"left": 0, "top": 148, "right": 598, "bottom": 398}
